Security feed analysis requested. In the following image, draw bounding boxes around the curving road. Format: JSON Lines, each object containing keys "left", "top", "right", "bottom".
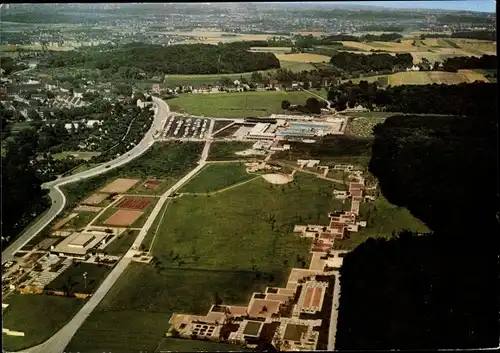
{"left": 1, "top": 97, "right": 170, "bottom": 264}
{"left": 17, "top": 114, "right": 216, "bottom": 353}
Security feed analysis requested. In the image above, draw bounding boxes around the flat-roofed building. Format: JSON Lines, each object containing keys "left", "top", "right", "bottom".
{"left": 51, "top": 231, "right": 108, "bottom": 259}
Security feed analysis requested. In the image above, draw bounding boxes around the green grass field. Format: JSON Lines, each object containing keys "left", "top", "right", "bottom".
{"left": 334, "top": 197, "right": 429, "bottom": 250}
{"left": 151, "top": 173, "right": 339, "bottom": 272}
{"left": 180, "top": 163, "right": 255, "bottom": 194}
{"left": 45, "top": 262, "right": 111, "bottom": 295}
{"left": 65, "top": 264, "right": 273, "bottom": 353}
{"left": 104, "top": 230, "right": 140, "bottom": 256}
{"left": 51, "top": 151, "right": 101, "bottom": 161}
{"left": 207, "top": 141, "right": 256, "bottom": 161}
{"left": 168, "top": 91, "right": 314, "bottom": 118}
{"left": 2, "top": 294, "right": 85, "bottom": 351}
{"left": 65, "top": 210, "right": 98, "bottom": 230}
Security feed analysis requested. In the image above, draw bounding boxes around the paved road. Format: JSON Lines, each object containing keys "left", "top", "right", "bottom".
{"left": 2, "top": 97, "right": 169, "bottom": 264}
{"left": 18, "top": 119, "right": 215, "bottom": 353}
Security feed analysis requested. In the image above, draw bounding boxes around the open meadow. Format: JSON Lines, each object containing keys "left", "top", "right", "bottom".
{"left": 276, "top": 53, "right": 331, "bottom": 63}
{"left": 168, "top": 91, "right": 315, "bottom": 118}
{"left": 207, "top": 141, "right": 256, "bottom": 161}
{"left": 180, "top": 163, "right": 255, "bottom": 194}
{"left": 2, "top": 294, "right": 85, "bottom": 352}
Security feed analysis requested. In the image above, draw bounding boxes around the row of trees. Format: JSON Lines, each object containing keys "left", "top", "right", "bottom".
{"left": 419, "top": 31, "right": 496, "bottom": 41}
{"left": 441, "top": 54, "right": 497, "bottom": 72}
{"left": 46, "top": 43, "right": 281, "bottom": 76}
{"left": 293, "top": 32, "right": 403, "bottom": 49}
{"left": 329, "top": 52, "right": 414, "bottom": 74}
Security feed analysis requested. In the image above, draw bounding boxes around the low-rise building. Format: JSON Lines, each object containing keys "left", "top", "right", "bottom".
{"left": 50, "top": 231, "right": 109, "bottom": 260}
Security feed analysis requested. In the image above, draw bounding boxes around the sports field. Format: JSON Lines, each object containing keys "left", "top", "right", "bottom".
{"left": 94, "top": 196, "right": 159, "bottom": 228}
{"left": 3, "top": 294, "right": 85, "bottom": 352}
{"left": 168, "top": 91, "right": 314, "bottom": 118}
{"left": 180, "top": 163, "right": 255, "bottom": 194}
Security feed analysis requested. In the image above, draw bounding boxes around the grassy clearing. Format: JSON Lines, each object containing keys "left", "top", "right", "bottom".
{"left": 45, "top": 262, "right": 111, "bottom": 295}
{"left": 66, "top": 210, "right": 98, "bottom": 230}
{"left": 168, "top": 91, "right": 313, "bottom": 118}
{"left": 214, "top": 124, "right": 240, "bottom": 138}
{"left": 208, "top": 141, "right": 256, "bottom": 161}
{"left": 65, "top": 264, "right": 274, "bottom": 353}
{"left": 334, "top": 197, "right": 429, "bottom": 250}
{"left": 104, "top": 230, "right": 140, "bottom": 256}
{"left": 66, "top": 162, "right": 101, "bottom": 176}
{"left": 279, "top": 60, "right": 317, "bottom": 72}
{"left": 180, "top": 163, "right": 255, "bottom": 194}
{"left": 151, "top": 174, "right": 340, "bottom": 272}
{"left": 127, "top": 178, "right": 175, "bottom": 196}
{"left": 345, "top": 117, "right": 388, "bottom": 137}
{"left": 142, "top": 200, "right": 170, "bottom": 250}
{"left": 2, "top": 294, "right": 85, "bottom": 352}
{"left": 52, "top": 151, "right": 101, "bottom": 161}
{"left": 213, "top": 120, "right": 234, "bottom": 132}
{"left": 276, "top": 53, "right": 331, "bottom": 63}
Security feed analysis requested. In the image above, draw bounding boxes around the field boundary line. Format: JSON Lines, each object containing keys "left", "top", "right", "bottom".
{"left": 210, "top": 175, "right": 262, "bottom": 195}
{"left": 147, "top": 198, "right": 172, "bottom": 255}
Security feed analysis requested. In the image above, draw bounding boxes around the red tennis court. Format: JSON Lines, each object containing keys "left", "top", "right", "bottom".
{"left": 116, "top": 197, "right": 151, "bottom": 210}
{"left": 143, "top": 179, "right": 163, "bottom": 189}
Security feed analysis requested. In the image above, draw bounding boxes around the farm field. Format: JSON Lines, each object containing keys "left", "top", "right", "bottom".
{"left": 207, "top": 141, "right": 256, "bottom": 161}
{"left": 168, "top": 91, "right": 314, "bottom": 118}
{"left": 276, "top": 53, "right": 331, "bottom": 63}
{"left": 347, "top": 70, "right": 489, "bottom": 86}
{"left": 2, "top": 294, "right": 85, "bottom": 352}
{"left": 334, "top": 197, "right": 429, "bottom": 250}
{"left": 150, "top": 173, "right": 335, "bottom": 272}
{"left": 65, "top": 263, "right": 274, "bottom": 353}
{"left": 180, "top": 163, "right": 255, "bottom": 194}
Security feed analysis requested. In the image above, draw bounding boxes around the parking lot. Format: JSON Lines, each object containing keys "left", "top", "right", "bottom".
{"left": 161, "top": 117, "right": 209, "bottom": 139}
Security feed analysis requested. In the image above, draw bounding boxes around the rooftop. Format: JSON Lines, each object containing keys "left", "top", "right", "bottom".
{"left": 52, "top": 231, "right": 108, "bottom": 256}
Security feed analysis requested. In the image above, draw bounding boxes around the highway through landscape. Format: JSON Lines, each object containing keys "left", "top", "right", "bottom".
{"left": 1, "top": 97, "right": 169, "bottom": 264}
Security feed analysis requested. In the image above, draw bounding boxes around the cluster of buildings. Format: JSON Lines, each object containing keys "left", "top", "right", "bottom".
{"left": 166, "top": 253, "right": 342, "bottom": 351}
{"left": 229, "top": 116, "right": 347, "bottom": 144}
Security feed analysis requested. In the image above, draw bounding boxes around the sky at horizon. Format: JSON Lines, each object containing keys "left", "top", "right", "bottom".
{"left": 301, "top": 1, "right": 496, "bottom": 13}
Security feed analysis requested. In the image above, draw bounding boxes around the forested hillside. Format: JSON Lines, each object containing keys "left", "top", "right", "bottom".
{"left": 45, "top": 43, "right": 281, "bottom": 76}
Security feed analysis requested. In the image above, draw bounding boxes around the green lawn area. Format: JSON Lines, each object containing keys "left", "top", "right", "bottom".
{"left": 334, "top": 197, "right": 429, "bottom": 250}
{"left": 66, "top": 162, "right": 101, "bottom": 176}
{"left": 104, "top": 230, "right": 140, "bottom": 256}
{"left": 52, "top": 151, "right": 101, "bottom": 161}
{"left": 155, "top": 337, "right": 251, "bottom": 352}
{"left": 168, "top": 90, "right": 314, "bottom": 118}
{"left": 180, "top": 163, "right": 254, "bottom": 194}
{"left": 280, "top": 60, "right": 317, "bottom": 72}
{"left": 150, "top": 173, "right": 339, "bottom": 273}
{"left": 2, "top": 294, "right": 85, "bottom": 352}
{"left": 65, "top": 264, "right": 273, "bottom": 353}
{"left": 213, "top": 120, "right": 234, "bottom": 132}
{"left": 45, "top": 262, "right": 111, "bottom": 295}
{"left": 61, "top": 142, "right": 203, "bottom": 208}
{"left": 208, "top": 141, "right": 256, "bottom": 161}
{"left": 65, "top": 210, "right": 98, "bottom": 230}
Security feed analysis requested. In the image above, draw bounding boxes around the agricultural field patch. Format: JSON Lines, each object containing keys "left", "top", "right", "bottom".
{"left": 276, "top": 53, "right": 331, "bottom": 63}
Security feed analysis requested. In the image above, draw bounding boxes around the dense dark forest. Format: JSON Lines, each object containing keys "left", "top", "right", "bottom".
{"left": 420, "top": 31, "right": 496, "bottom": 41}
{"left": 335, "top": 97, "right": 498, "bottom": 348}
{"left": 442, "top": 54, "right": 497, "bottom": 71}
{"left": 327, "top": 82, "right": 497, "bottom": 115}
{"left": 329, "top": 52, "right": 413, "bottom": 74}
{"left": 46, "top": 43, "right": 280, "bottom": 76}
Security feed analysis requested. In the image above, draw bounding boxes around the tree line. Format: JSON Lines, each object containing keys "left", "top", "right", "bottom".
{"left": 441, "top": 54, "right": 497, "bottom": 72}
{"left": 419, "top": 31, "right": 496, "bottom": 41}
{"left": 45, "top": 43, "right": 281, "bottom": 77}
{"left": 327, "top": 81, "right": 497, "bottom": 115}
{"left": 329, "top": 52, "right": 414, "bottom": 75}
